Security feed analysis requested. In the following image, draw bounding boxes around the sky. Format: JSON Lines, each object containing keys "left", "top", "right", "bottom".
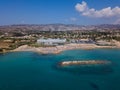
{"left": 0, "top": 0, "right": 120, "bottom": 25}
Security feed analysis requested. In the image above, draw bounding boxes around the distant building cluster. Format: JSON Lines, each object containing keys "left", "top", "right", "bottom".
{"left": 37, "top": 38, "right": 96, "bottom": 46}
{"left": 37, "top": 38, "right": 66, "bottom": 46}
{"left": 70, "top": 39, "right": 95, "bottom": 44}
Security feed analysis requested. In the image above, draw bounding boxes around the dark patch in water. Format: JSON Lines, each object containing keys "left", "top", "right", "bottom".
{"left": 53, "top": 63, "right": 113, "bottom": 75}
{"left": 89, "top": 82, "right": 99, "bottom": 90}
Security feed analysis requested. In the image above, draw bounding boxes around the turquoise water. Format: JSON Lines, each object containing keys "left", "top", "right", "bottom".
{"left": 0, "top": 49, "right": 120, "bottom": 90}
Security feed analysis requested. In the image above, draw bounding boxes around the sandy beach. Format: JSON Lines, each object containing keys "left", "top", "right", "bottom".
{"left": 12, "top": 43, "right": 120, "bottom": 54}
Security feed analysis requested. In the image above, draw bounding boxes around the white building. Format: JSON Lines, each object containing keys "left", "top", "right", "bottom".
{"left": 37, "top": 38, "right": 66, "bottom": 45}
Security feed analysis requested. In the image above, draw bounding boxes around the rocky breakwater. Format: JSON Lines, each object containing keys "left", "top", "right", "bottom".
{"left": 59, "top": 60, "right": 112, "bottom": 66}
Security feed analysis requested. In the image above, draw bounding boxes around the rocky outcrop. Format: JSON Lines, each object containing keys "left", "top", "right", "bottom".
{"left": 59, "top": 60, "right": 112, "bottom": 66}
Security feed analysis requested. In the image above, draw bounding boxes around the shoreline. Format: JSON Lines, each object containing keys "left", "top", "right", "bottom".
{"left": 11, "top": 43, "right": 120, "bottom": 54}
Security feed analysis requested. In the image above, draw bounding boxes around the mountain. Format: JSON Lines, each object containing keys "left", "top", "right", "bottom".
{"left": 0, "top": 24, "right": 120, "bottom": 31}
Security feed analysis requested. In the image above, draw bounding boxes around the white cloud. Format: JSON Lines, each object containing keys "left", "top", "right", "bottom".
{"left": 75, "top": 1, "right": 88, "bottom": 12}
{"left": 75, "top": 1, "right": 120, "bottom": 18}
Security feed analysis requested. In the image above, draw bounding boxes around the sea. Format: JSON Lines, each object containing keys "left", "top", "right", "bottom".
{"left": 0, "top": 49, "right": 120, "bottom": 90}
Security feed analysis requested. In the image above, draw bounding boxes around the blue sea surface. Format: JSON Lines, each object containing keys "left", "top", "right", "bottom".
{"left": 0, "top": 49, "right": 120, "bottom": 90}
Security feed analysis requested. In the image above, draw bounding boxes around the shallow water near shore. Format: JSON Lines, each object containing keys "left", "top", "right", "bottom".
{"left": 0, "top": 49, "right": 120, "bottom": 90}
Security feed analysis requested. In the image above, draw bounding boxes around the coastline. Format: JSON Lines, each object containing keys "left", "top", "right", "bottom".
{"left": 12, "top": 43, "right": 120, "bottom": 54}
